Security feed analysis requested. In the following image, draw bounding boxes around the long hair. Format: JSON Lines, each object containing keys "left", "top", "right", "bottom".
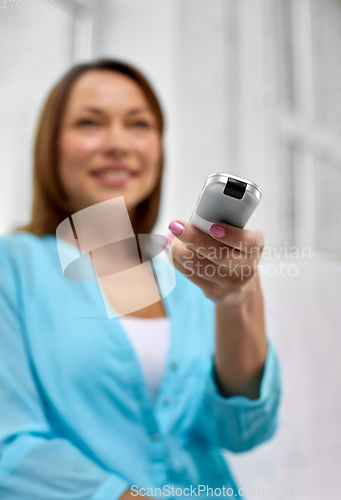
{"left": 19, "top": 59, "right": 165, "bottom": 236}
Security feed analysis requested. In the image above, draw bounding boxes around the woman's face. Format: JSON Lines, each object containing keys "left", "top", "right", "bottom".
{"left": 58, "top": 70, "right": 162, "bottom": 215}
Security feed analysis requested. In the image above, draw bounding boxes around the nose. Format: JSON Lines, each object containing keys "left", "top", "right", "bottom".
{"left": 102, "top": 123, "right": 132, "bottom": 158}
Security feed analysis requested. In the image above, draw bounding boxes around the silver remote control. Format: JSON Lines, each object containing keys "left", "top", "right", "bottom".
{"left": 189, "top": 173, "right": 262, "bottom": 233}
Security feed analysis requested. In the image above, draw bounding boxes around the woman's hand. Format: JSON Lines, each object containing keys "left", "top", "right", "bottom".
{"left": 167, "top": 220, "right": 263, "bottom": 302}
{"left": 168, "top": 220, "right": 268, "bottom": 400}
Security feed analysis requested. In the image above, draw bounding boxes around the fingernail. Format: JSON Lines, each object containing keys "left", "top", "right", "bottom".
{"left": 168, "top": 221, "right": 184, "bottom": 235}
{"left": 209, "top": 224, "right": 225, "bottom": 238}
{"left": 161, "top": 242, "right": 169, "bottom": 252}
{"left": 167, "top": 233, "right": 174, "bottom": 244}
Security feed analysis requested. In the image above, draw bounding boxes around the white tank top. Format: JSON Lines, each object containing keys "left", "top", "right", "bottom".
{"left": 118, "top": 316, "right": 170, "bottom": 402}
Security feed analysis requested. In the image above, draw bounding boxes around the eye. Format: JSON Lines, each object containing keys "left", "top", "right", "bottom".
{"left": 131, "top": 120, "right": 150, "bottom": 129}
{"left": 76, "top": 119, "right": 98, "bottom": 127}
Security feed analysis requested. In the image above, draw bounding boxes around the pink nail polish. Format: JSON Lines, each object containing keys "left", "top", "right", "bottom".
{"left": 167, "top": 233, "right": 174, "bottom": 244}
{"left": 168, "top": 221, "right": 185, "bottom": 235}
{"left": 209, "top": 224, "right": 225, "bottom": 238}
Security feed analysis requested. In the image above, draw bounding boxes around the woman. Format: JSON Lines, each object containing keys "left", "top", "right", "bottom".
{"left": 0, "top": 59, "right": 281, "bottom": 500}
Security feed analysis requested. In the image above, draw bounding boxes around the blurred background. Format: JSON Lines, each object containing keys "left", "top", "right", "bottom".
{"left": 1, "top": 0, "right": 341, "bottom": 498}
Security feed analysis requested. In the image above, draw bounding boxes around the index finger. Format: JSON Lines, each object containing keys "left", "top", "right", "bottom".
{"left": 168, "top": 220, "right": 263, "bottom": 256}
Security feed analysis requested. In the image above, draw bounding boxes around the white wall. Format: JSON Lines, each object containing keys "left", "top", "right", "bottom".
{"left": 0, "top": 6, "right": 74, "bottom": 233}
{"left": 226, "top": 259, "right": 341, "bottom": 498}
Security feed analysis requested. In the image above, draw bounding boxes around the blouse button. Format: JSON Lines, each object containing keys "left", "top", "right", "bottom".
{"left": 162, "top": 396, "right": 171, "bottom": 406}
{"left": 170, "top": 361, "right": 178, "bottom": 370}
{"left": 150, "top": 433, "right": 160, "bottom": 442}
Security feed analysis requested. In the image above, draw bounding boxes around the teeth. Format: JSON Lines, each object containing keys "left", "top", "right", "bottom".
{"left": 98, "top": 169, "right": 130, "bottom": 178}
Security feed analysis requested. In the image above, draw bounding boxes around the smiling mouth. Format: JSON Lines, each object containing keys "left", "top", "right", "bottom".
{"left": 92, "top": 169, "right": 134, "bottom": 178}
{"left": 90, "top": 168, "right": 138, "bottom": 186}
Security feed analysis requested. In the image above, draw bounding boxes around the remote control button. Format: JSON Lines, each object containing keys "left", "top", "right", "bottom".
{"left": 223, "top": 178, "right": 247, "bottom": 200}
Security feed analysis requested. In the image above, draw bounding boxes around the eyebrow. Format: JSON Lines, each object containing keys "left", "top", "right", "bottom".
{"left": 77, "top": 106, "right": 154, "bottom": 116}
{"left": 128, "top": 107, "right": 154, "bottom": 116}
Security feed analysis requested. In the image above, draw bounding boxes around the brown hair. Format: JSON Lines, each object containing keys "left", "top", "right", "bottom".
{"left": 19, "top": 59, "right": 165, "bottom": 236}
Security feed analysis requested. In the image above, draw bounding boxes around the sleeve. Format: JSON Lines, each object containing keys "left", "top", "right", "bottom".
{"left": 0, "top": 246, "right": 131, "bottom": 500}
{"left": 181, "top": 337, "right": 282, "bottom": 453}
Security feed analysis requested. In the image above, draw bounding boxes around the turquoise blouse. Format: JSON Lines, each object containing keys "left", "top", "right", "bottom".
{"left": 0, "top": 232, "right": 281, "bottom": 500}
